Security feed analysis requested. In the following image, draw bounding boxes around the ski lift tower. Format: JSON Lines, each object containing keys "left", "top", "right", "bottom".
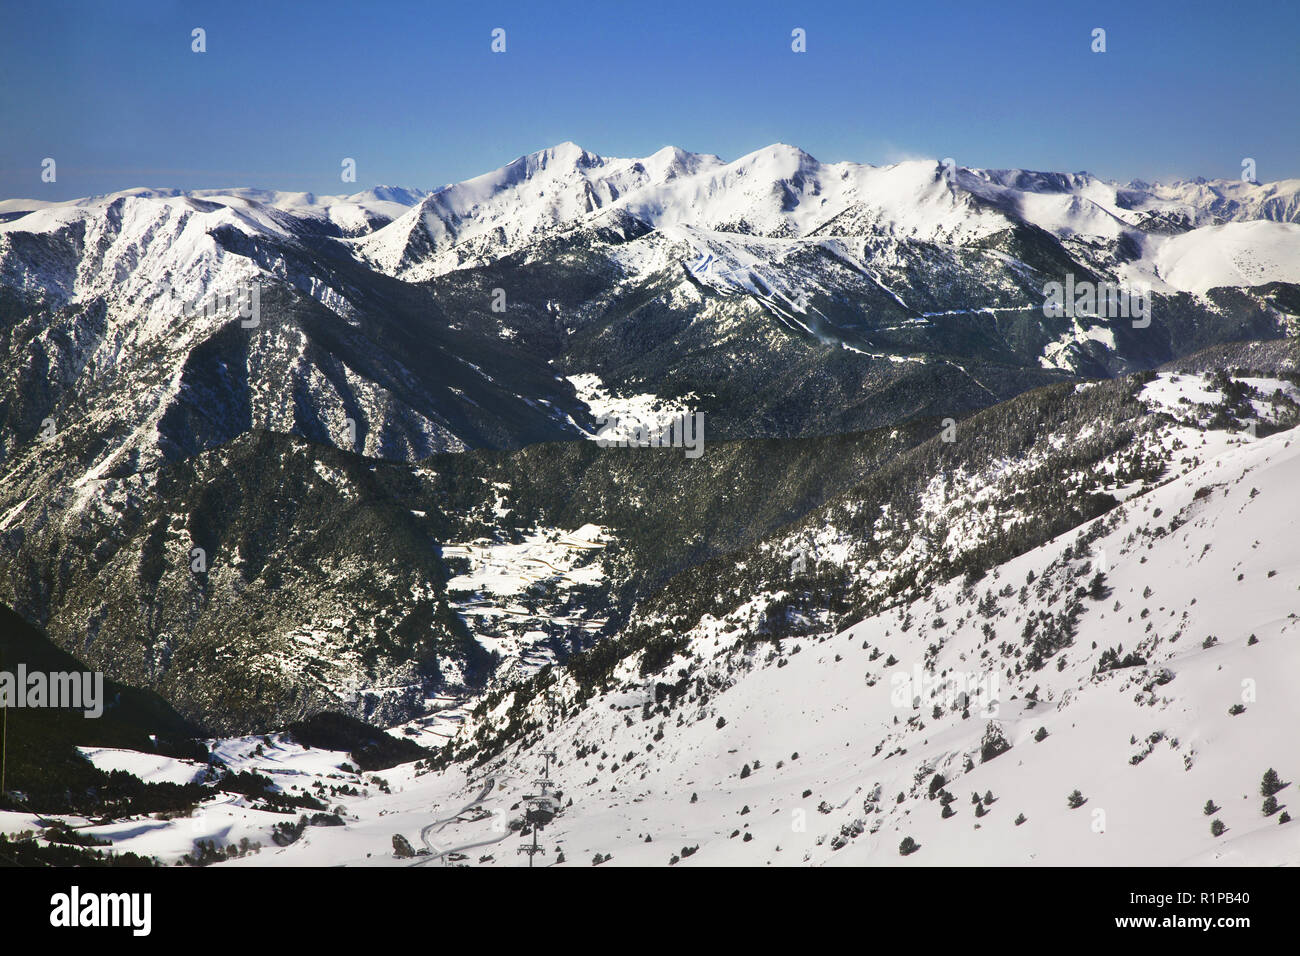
{"left": 538, "top": 749, "right": 557, "bottom": 782}
{"left": 516, "top": 832, "right": 546, "bottom": 866}
{"left": 517, "top": 750, "right": 560, "bottom": 867}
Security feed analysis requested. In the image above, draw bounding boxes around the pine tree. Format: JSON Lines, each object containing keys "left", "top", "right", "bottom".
{"left": 980, "top": 722, "right": 1011, "bottom": 762}
{"left": 1261, "top": 768, "right": 1283, "bottom": 797}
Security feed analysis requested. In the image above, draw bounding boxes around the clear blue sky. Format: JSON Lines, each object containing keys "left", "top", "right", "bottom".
{"left": 2, "top": 0, "right": 1296, "bottom": 200}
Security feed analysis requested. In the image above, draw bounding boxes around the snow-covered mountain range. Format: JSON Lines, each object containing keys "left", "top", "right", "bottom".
{"left": 3, "top": 143, "right": 1297, "bottom": 485}
{"left": 358, "top": 142, "right": 1300, "bottom": 293}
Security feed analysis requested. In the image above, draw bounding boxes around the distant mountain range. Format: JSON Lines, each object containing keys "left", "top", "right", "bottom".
{"left": 3, "top": 143, "right": 1298, "bottom": 470}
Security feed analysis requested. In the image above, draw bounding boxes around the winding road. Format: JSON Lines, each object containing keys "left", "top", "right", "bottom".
{"left": 410, "top": 776, "right": 512, "bottom": 866}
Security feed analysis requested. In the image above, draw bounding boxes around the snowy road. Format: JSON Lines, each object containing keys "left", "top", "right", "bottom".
{"left": 410, "top": 776, "right": 509, "bottom": 866}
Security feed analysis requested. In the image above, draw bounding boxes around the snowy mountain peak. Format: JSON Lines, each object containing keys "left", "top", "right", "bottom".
{"left": 345, "top": 143, "right": 1300, "bottom": 285}
{"left": 349, "top": 185, "right": 428, "bottom": 206}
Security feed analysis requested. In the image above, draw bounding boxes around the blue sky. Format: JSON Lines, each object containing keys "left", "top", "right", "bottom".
{"left": 2, "top": 0, "right": 1296, "bottom": 200}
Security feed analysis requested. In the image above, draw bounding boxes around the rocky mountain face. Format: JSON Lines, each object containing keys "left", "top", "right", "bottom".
{"left": 1, "top": 143, "right": 1298, "bottom": 736}
{"left": 4, "top": 144, "right": 1298, "bottom": 464}
{"left": 0, "top": 410, "right": 942, "bottom": 733}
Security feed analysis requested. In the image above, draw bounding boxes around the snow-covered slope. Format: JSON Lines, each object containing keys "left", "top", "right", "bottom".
{"left": 1150, "top": 220, "right": 1300, "bottom": 293}
{"left": 0, "top": 184, "right": 592, "bottom": 476}
{"left": 362, "top": 373, "right": 1298, "bottom": 868}
{"left": 0, "top": 185, "right": 424, "bottom": 236}
{"left": 354, "top": 142, "right": 1300, "bottom": 296}
{"left": 12, "top": 372, "right": 1296, "bottom": 867}
{"left": 355, "top": 142, "right": 726, "bottom": 278}
{"left": 353, "top": 402, "right": 1300, "bottom": 866}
